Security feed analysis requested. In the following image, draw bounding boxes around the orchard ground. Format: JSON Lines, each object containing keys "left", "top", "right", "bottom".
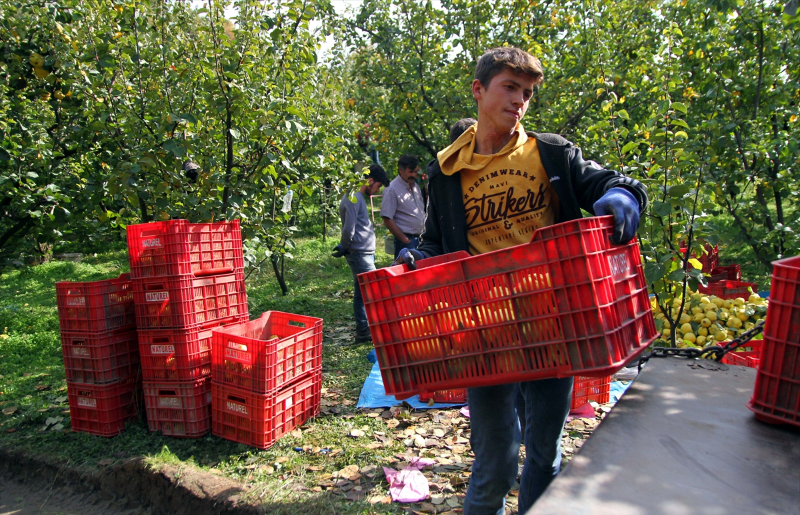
{"left": 0, "top": 237, "right": 618, "bottom": 514}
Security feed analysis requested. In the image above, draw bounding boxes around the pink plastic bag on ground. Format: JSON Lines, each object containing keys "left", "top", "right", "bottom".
{"left": 382, "top": 457, "right": 436, "bottom": 503}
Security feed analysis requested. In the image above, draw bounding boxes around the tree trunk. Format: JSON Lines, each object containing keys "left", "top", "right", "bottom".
{"left": 271, "top": 255, "right": 289, "bottom": 295}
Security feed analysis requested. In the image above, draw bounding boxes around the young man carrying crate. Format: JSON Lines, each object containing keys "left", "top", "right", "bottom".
{"left": 396, "top": 47, "right": 649, "bottom": 514}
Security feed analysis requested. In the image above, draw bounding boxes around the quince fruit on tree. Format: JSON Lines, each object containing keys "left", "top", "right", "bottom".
{"left": 652, "top": 290, "right": 767, "bottom": 349}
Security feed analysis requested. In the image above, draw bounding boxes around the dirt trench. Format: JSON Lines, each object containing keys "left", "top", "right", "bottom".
{"left": 0, "top": 447, "right": 262, "bottom": 515}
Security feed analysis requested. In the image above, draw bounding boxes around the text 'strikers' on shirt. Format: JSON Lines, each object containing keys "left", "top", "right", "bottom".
{"left": 437, "top": 124, "right": 559, "bottom": 255}
{"left": 460, "top": 140, "right": 557, "bottom": 255}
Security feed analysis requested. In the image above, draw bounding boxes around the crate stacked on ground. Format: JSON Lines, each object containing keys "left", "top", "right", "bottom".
{"left": 211, "top": 311, "right": 323, "bottom": 449}
{"left": 680, "top": 242, "right": 719, "bottom": 274}
{"left": 748, "top": 255, "right": 800, "bottom": 428}
{"left": 358, "top": 216, "right": 658, "bottom": 400}
{"left": 570, "top": 376, "right": 612, "bottom": 410}
{"left": 56, "top": 274, "right": 141, "bottom": 437}
{"left": 127, "top": 219, "right": 249, "bottom": 438}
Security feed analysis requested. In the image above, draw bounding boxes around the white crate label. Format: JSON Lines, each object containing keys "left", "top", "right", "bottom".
{"left": 145, "top": 291, "right": 169, "bottom": 302}
{"left": 224, "top": 347, "right": 251, "bottom": 363}
{"left": 77, "top": 397, "right": 96, "bottom": 408}
{"left": 142, "top": 237, "right": 162, "bottom": 248}
{"left": 285, "top": 397, "right": 293, "bottom": 410}
{"left": 66, "top": 297, "right": 86, "bottom": 307}
{"left": 226, "top": 401, "right": 248, "bottom": 415}
{"left": 151, "top": 344, "right": 175, "bottom": 354}
{"left": 158, "top": 397, "right": 181, "bottom": 408}
{"left": 71, "top": 347, "right": 91, "bottom": 357}
{"left": 607, "top": 252, "right": 630, "bottom": 280}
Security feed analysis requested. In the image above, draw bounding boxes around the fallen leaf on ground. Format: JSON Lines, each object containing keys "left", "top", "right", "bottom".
{"left": 276, "top": 456, "right": 290, "bottom": 464}
{"left": 350, "top": 429, "right": 365, "bottom": 437}
{"left": 35, "top": 384, "right": 50, "bottom": 391}
{"left": 97, "top": 459, "right": 114, "bottom": 466}
{"left": 290, "top": 429, "right": 303, "bottom": 438}
{"left": 2, "top": 406, "right": 18, "bottom": 415}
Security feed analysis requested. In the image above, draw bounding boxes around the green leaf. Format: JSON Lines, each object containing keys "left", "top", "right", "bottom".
{"left": 621, "top": 141, "right": 638, "bottom": 153}
{"left": 668, "top": 268, "right": 686, "bottom": 282}
{"left": 644, "top": 262, "right": 666, "bottom": 285}
{"left": 652, "top": 201, "right": 672, "bottom": 217}
{"left": 671, "top": 102, "right": 687, "bottom": 114}
{"left": 688, "top": 258, "right": 703, "bottom": 270}
{"left": 668, "top": 184, "right": 691, "bottom": 197}
{"left": 0, "top": 148, "right": 10, "bottom": 162}
{"left": 229, "top": 128, "right": 240, "bottom": 140}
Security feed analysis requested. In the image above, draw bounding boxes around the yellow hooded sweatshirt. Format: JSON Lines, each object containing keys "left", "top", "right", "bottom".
{"left": 437, "top": 123, "right": 558, "bottom": 255}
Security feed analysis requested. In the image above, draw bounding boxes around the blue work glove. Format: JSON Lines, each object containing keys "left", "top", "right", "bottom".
{"left": 393, "top": 248, "right": 424, "bottom": 270}
{"left": 593, "top": 187, "right": 640, "bottom": 245}
{"left": 331, "top": 244, "right": 348, "bottom": 258}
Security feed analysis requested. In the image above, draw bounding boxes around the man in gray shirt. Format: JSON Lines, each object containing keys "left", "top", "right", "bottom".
{"left": 381, "top": 154, "right": 426, "bottom": 259}
{"left": 336, "top": 164, "right": 390, "bottom": 343}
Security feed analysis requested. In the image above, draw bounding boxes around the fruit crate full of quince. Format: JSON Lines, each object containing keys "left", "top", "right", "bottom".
{"left": 651, "top": 291, "right": 768, "bottom": 349}
{"left": 357, "top": 217, "right": 658, "bottom": 400}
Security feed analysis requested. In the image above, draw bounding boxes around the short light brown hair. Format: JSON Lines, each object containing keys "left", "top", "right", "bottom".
{"left": 474, "top": 47, "right": 544, "bottom": 88}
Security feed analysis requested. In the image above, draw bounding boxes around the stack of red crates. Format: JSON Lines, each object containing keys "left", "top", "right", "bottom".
{"left": 126, "top": 219, "right": 249, "bottom": 438}
{"left": 748, "top": 255, "right": 800, "bottom": 428}
{"left": 56, "top": 274, "right": 141, "bottom": 437}
{"left": 211, "top": 311, "right": 323, "bottom": 449}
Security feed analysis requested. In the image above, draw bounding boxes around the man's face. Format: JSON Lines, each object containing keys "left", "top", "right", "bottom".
{"left": 472, "top": 68, "right": 536, "bottom": 135}
{"left": 398, "top": 165, "right": 420, "bottom": 185}
{"left": 368, "top": 180, "right": 383, "bottom": 196}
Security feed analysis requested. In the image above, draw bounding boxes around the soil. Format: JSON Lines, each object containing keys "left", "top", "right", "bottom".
{"left": 0, "top": 447, "right": 262, "bottom": 515}
{"left": 0, "top": 474, "right": 150, "bottom": 515}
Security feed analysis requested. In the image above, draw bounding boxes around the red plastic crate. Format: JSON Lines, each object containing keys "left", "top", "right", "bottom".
{"left": 698, "top": 280, "right": 757, "bottom": 300}
{"left": 61, "top": 330, "right": 140, "bottom": 385}
{"left": 708, "top": 264, "right": 741, "bottom": 283}
{"left": 680, "top": 243, "right": 719, "bottom": 273}
{"left": 720, "top": 340, "right": 762, "bottom": 369}
{"left": 570, "top": 375, "right": 611, "bottom": 410}
{"left": 418, "top": 389, "right": 468, "bottom": 404}
{"left": 211, "top": 311, "right": 323, "bottom": 393}
{"left": 138, "top": 318, "right": 245, "bottom": 382}
{"left": 211, "top": 371, "right": 321, "bottom": 449}
{"left": 143, "top": 378, "right": 212, "bottom": 438}
{"left": 56, "top": 274, "right": 135, "bottom": 333}
{"left": 358, "top": 217, "right": 657, "bottom": 400}
{"left": 126, "top": 219, "right": 243, "bottom": 279}
{"left": 133, "top": 271, "right": 248, "bottom": 329}
{"left": 748, "top": 255, "right": 800, "bottom": 428}
{"left": 67, "top": 376, "right": 141, "bottom": 437}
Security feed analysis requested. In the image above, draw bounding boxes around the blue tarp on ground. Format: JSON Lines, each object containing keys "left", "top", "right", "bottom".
{"left": 356, "top": 361, "right": 467, "bottom": 409}
{"left": 357, "top": 360, "right": 637, "bottom": 409}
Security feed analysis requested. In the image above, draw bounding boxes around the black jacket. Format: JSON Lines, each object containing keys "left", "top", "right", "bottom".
{"left": 417, "top": 132, "right": 649, "bottom": 257}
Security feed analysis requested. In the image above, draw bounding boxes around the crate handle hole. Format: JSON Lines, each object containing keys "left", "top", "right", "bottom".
{"left": 227, "top": 395, "right": 247, "bottom": 404}
{"left": 159, "top": 390, "right": 177, "bottom": 396}
{"left": 288, "top": 321, "right": 306, "bottom": 327}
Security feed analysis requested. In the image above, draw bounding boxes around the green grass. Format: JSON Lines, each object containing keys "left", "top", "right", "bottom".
{"left": 0, "top": 239, "right": 408, "bottom": 514}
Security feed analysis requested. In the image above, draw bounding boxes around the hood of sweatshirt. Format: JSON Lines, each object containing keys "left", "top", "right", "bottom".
{"left": 437, "top": 123, "right": 529, "bottom": 176}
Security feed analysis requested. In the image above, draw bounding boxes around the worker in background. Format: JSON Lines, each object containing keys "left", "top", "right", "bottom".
{"left": 333, "top": 164, "right": 390, "bottom": 344}
{"left": 381, "top": 155, "right": 425, "bottom": 260}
